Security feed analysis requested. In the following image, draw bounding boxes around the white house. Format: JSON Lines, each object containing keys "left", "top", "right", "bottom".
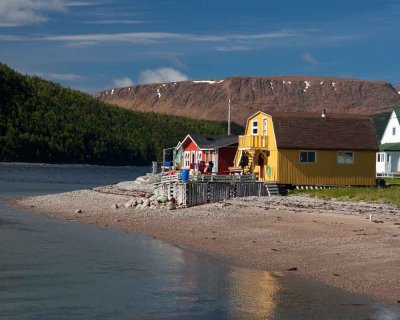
{"left": 373, "top": 108, "right": 400, "bottom": 175}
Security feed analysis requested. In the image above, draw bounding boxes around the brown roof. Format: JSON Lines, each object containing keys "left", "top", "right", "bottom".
{"left": 269, "top": 112, "right": 379, "bottom": 151}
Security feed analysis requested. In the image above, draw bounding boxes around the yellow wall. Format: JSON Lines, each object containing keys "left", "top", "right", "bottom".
{"left": 243, "top": 112, "right": 277, "bottom": 150}
{"left": 277, "top": 149, "right": 376, "bottom": 186}
{"left": 241, "top": 112, "right": 376, "bottom": 186}
{"left": 242, "top": 112, "right": 278, "bottom": 182}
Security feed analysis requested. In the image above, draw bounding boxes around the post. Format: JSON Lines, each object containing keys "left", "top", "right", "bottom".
{"left": 228, "top": 99, "right": 231, "bottom": 136}
{"left": 162, "top": 149, "right": 166, "bottom": 174}
{"left": 152, "top": 161, "right": 157, "bottom": 174}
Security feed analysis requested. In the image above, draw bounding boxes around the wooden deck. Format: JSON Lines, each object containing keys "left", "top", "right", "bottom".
{"left": 154, "top": 181, "right": 280, "bottom": 207}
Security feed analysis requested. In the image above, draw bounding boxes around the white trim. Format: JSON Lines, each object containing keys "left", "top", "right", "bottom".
{"left": 262, "top": 117, "right": 268, "bottom": 136}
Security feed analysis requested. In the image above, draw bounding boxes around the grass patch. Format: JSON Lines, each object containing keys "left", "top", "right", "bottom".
{"left": 384, "top": 178, "right": 400, "bottom": 185}
{"left": 292, "top": 187, "right": 400, "bottom": 208}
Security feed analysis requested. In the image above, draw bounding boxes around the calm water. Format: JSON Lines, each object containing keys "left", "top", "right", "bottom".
{"left": 0, "top": 163, "right": 399, "bottom": 320}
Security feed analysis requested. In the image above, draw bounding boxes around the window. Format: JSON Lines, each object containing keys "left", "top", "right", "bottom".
{"left": 252, "top": 120, "right": 258, "bottom": 135}
{"left": 377, "top": 153, "right": 385, "bottom": 163}
{"left": 393, "top": 127, "right": 396, "bottom": 136}
{"left": 184, "top": 152, "right": 190, "bottom": 167}
{"left": 299, "top": 151, "right": 316, "bottom": 163}
{"left": 262, "top": 118, "right": 268, "bottom": 136}
{"left": 197, "top": 152, "right": 202, "bottom": 163}
{"left": 337, "top": 151, "right": 354, "bottom": 164}
{"left": 387, "top": 154, "right": 391, "bottom": 163}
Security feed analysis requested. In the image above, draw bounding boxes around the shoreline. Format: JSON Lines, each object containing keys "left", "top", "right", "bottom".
{"left": 12, "top": 185, "right": 400, "bottom": 304}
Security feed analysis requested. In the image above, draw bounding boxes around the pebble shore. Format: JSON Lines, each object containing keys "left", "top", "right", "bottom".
{"left": 13, "top": 182, "right": 400, "bottom": 304}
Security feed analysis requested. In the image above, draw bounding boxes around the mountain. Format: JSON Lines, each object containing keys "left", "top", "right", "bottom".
{"left": 95, "top": 76, "right": 400, "bottom": 125}
{"left": 0, "top": 63, "right": 242, "bottom": 165}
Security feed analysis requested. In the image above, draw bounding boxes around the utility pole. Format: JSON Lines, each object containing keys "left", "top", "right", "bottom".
{"left": 228, "top": 99, "right": 232, "bottom": 136}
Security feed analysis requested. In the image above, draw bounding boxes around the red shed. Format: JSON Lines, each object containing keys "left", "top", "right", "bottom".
{"left": 179, "top": 134, "right": 238, "bottom": 173}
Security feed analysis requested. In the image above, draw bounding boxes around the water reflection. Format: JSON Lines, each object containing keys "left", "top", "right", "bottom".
{"left": 227, "top": 269, "right": 279, "bottom": 319}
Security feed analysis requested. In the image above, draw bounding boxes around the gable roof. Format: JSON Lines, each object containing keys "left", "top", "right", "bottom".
{"left": 269, "top": 112, "right": 379, "bottom": 151}
{"left": 244, "top": 111, "right": 269, "bottom": 134}
{"left": 370, "top": 108, "right": 400, "bottom": 142}
{"left": 182, "top": 134, "right": 238, "bottom": 150}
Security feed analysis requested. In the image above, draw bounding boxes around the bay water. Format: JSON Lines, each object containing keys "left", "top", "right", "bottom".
{"left": 0, "top": 163, "right": 399, "bottom": 319}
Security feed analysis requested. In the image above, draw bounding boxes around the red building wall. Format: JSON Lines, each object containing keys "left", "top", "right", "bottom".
{"left": 181, "top": 137, "right": 236, "bottom": 173}
{"left": 218, "top": 146, "right": 237, "bottom": 173}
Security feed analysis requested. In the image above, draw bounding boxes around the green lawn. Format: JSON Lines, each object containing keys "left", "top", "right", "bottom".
{"left": 292, "top": 186, "right": 400, "bottom": 208}
{"left": 384, "top": 178, "right": 400, "bottom": 185}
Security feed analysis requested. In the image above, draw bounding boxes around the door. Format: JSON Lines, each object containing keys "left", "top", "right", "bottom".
{"left": 385, "top": 153, "right": 392, "bottom": 173}
{"left": 258, "top": 153, "right": 265, "bottom": 180}
{"left": 191, "top": 151, "right": 195, "bottom": 167}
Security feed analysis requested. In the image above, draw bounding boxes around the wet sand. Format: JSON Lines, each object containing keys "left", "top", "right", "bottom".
{"left": 14, "top": 186, "right": 400, "bottom": 304}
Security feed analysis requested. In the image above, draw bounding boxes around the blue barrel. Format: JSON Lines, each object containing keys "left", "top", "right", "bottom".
{"left": 181, "top": 169, "right": 189, "bottom": 183}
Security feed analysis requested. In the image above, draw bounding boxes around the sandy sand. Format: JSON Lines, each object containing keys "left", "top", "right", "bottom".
{"left": 13, "top": 186, "right": 400, "bottom": 304}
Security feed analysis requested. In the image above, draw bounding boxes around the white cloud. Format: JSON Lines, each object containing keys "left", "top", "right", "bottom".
{"left": 138, "top": 68, "right": 188, "bottom": 84}
{"left": 113, "top": 77, "right": 134, "bottom": 88}
{"left": 0, "top": 0, "right": 65, "bottom": 27}
{"left": 215, "top": 45, "right": 251, "bottom": 52}
{"left": 302, "top": 52, "right": 319, "bottom": 66}
{"left": 41, "top": 31, "right": 297, "bottom": 45}
{"left": 65, "top": 1, "right": 106, "bottom": 6}
{"left": 84, "top": 19, "right": 144, "bottom": 25}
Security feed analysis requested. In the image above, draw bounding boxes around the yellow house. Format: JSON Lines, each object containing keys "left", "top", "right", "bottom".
{"left": 234, "top": 111, "right": 379, "bottom": 186}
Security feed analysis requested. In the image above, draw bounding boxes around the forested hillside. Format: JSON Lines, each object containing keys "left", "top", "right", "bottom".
{"left": 0, "top": 63, "right": 242, "bottom": 165}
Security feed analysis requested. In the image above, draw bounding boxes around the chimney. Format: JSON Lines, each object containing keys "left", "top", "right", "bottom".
{"left": 321, "top": 109, "right": 327, "bottom": 118}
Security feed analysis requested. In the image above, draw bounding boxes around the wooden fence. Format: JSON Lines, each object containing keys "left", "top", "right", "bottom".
{"left": 155, "top": 181, "right": 269, "bottom": 207}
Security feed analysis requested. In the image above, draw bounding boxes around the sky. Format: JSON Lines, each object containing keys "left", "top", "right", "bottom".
{"left": 0, "top": 0, "right": 399, "bottom": 93}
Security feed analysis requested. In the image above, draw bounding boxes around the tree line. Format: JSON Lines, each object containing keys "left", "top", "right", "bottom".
{"left": 0, "top": 63, "right": 243, "bottom": 165}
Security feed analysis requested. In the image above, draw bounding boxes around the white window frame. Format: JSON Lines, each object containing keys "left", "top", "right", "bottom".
{"left": 337, "top": 151, "right": 354, "bottom": 164}
{"left": 377, "top": 153, "right": 385, "bottom": 163}
{"left": 252, "top": 120, "right": 258, "bottom": 135}
{"left": 262, "top": 118, "right": 268, "bottom": 136}
{"left": 184, "top": 152, "right": 190, "bottom": 167}
{"left": 197, "top": 151, "right": 202, "bottom": 163}
{"left": 299, "top": 150, "right": 316, "bottom": 163}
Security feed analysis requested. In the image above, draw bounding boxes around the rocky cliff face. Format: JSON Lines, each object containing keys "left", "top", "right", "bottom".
{"left": 95, "top": 76, "right": 400, "bottom": 125}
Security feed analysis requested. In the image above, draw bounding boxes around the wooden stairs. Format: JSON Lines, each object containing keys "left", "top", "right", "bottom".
{"left": 234, "top": 150, "right": 254, "bottom": 174}
{"left": 264, "top": 183, "right": 288, "bottom": 196}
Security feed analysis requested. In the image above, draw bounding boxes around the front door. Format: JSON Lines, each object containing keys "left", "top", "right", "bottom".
{"left": 258, "top": 153, "right": 265, "bottom": 180}
{"left": 385, "top": 153, "right": 392, "bottom": 173}
{"left": 191, "top": 151, "right": 195, "bottom": 165}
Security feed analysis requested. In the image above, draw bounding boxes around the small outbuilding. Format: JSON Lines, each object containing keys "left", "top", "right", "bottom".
{"left": 179, "top": 134, "right": 238, "bottom": 173}
{"left": 235, "top": 111, "right": 379, "bottom": 186}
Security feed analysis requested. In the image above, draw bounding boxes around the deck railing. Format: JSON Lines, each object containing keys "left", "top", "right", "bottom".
{"left": 160, "top": 173, "right": 256, "bottom": 184}
{"left": 238, "top": 135, "right": 268, "bottom": 149}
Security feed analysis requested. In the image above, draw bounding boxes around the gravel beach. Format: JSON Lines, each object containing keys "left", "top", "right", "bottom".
{"left": 14, "top": 184, "right": 400, "bottom": 304}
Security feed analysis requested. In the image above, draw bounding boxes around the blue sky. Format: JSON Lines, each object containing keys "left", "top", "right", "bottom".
{"left": 0, "top": 0, "right": 399, "bottom": 93}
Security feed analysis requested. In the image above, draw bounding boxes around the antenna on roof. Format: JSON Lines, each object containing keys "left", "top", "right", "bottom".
{"left": 228, "top": 99, "right": 233, "bottom": 136}
{"left": 322, "top": 109, "right": 327, "bottom": 118}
